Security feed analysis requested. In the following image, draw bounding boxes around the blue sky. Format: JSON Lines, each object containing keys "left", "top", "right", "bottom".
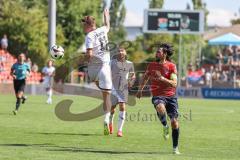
{"left": 123, "top": 0, "right": 240, "bottom": 26}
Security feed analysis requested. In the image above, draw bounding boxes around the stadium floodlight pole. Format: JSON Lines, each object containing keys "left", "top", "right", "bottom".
{"left": 48, "top": 0, "right": 56, "bottom": 49}
{"left": 178, "top": 30, "right": 182, "bottom": 87}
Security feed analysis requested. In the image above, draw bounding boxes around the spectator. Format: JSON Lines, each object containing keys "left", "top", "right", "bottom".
{"left": 222, "top": 52, "right": 228, "bottom": 65}
{"left": 235, "top": 75, "right": 240, "bottom": 88}
{"left": 227, "top": 47, "right": 233, "bottom": 66}
{"left": 32, "top": 63, "right": 39, "bottom": 72}
{"left": 25, "top": 57, "right": 32, "bottom": 67}
{"left": 1, "top": 34, "right": 8, "bottom": 51}
{"left": 219, "top": 71, "right": 228, "bottom": 82}
{"left": 0, "top": 62, "right": 4, "bottom": 72}
{"left": 237, "top": 47, "right": 240, "bottom": 67}
{"left": 216, "top": 50, "right": 223, "bottom": 70}
{"left": 205, "top": 70, "right": 211, "bottom": 86}
{"left": 211, "top": 67, "right": 218, "bottom": 81}
{"left": 232, "top": 46, "right": 238, "bottom": 66}
{"left": 199, "top": 68, "right": 205, "bottom": 84}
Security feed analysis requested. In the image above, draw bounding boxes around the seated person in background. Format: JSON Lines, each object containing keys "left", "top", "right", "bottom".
{"left": 232, "top": 46, "right": 238, "bottom": 66}
{"left": 227, "top": 47, "right": 233, "bottom": 66}
{"left": 1, "top": 34, "right": 8, "bottom": 51}
{"left": 25, "top": 57, "right": 32, "bottom": 67}
{"left": 0, "top": 62, "right": 4, "bottom": 72}
{"left": 216, "top": 50, "right": 222, "bottom": 70}
{"left": 31, "top": 63, "right": 39, "bottom": 73}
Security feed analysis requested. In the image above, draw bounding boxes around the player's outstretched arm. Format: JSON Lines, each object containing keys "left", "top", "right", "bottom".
{"left": 103, "top": 9, "right": 110, "bottom": 31}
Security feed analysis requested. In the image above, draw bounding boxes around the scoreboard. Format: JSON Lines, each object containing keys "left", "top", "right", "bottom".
{"left": 143, "top": 9, "right": 204, "bottom": 34}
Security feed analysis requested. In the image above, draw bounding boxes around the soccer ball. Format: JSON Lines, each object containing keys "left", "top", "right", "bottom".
{"left": 50, "top": 45, "right": 64, "bottom": 60}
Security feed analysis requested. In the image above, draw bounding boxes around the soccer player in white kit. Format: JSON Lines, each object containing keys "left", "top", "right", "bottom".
{"left": 42, "top": 60, "right": 55, "bottom": 104}
{"left": 81, "top": 9, "right": 112, "bottom": 135}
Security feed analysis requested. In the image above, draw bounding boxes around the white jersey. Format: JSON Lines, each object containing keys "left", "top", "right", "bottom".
{"left": 42, "top": 66, "right": 55, "bottom": 87}
{"left": 85, "top": 26, "right": 110, "bottom": 65}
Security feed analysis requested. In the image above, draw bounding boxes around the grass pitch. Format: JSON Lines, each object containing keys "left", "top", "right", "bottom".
{"left": 0, "top": 94, "right": 239, "bottom": 160}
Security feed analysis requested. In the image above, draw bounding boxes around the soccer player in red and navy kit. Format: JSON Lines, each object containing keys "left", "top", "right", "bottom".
{"left": 136, "top": 43, "right": 180, "bottom": 154}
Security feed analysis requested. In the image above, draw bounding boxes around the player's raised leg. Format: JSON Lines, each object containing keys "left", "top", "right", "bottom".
{"left": 102, "top": 90, "right": 112, "bottom": 135}
{"left": 82, "top": 9, "right": 112, "bottom": 135}
{"left": 109, "top": 105, "right": 116, "bottom": 134}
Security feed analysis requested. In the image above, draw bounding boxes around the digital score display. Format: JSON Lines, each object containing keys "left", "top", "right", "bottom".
{"left": 143, "top": 9, "right": 204, "bottom": 34}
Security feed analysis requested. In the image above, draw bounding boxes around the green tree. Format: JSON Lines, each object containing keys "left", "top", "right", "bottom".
{"left": 192, "top": 0, "right": 209, "bottom": 28}
{"left": 0, "top": 0, "right": 66, "bottom": 68}
{"left": 0, "top": 0, "right": 103, "bottom": 82}
{"left": 143, "top": 0, "right": 174, "bottom": 59}
{"left": 192, "top": 0, "right": 217, "bottom": 68}
{"left": 53, "top": 0, "right": 103, "bottom": 81}
{"left": 56, "top": 0, "right": 102, "bottom": 58}
{"left": 231, "top": 18, "right": 240, "bottom": 25}
{"left": 0, "top": 0, "right": 51, "bottom": 67}
{"left": 149, "top": 0, "right": 164, "bottom": 8}
{"left": 109, "top": 0, "right": 126, "bottom": 42}
{"left": 127, "top": 0, "right": 168, "bottom": 63}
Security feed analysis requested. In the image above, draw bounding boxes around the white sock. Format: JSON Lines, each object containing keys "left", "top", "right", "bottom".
{"left": 109, "top": 113, "right": 114, "bottom": 124}
{"left": 47, "top": 89, "right": 52, "bottom": 100}
{"left": 118, "top": 111, "right": 126, "bottom": 132}
{"left": 104, "top": 112, "right": 111, "bottom": 124}
{"left": 49, "top": 89, "right": 52, "bottom": 99}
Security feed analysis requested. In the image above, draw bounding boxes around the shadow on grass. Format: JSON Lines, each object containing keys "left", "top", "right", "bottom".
{"left": 0, "top": 143, "right": 164, "bottom": 155}
{"left": 0, "top": 112, "right": 13, "bottom": 115}
{"left": 48, "top": 147, "right": 162, "bottom": 155}
{"left": 32, "top": 132, "right": 102, "bottom": 136}
{"left": 0, "top": 143, "right": 54, "bottom": 147}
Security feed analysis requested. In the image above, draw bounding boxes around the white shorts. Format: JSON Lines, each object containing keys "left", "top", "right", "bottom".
{"left": 43, "top": 78, "right": 53, "bottom": 88}
{"left": 87, "top": 63, "right": 112, "bottom": 90}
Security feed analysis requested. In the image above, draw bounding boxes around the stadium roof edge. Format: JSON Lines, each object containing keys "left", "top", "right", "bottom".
{"left": 204, "top": 24, "right": 240, "bottom": 41}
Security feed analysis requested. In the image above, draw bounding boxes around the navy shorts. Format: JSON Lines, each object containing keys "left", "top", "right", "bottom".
{"left": 152, "top": 96, "right": 179, "bottom": 119}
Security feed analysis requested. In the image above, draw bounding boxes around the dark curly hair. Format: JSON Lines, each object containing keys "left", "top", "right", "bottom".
{"left": 159, "top": 43, "right": 174, "bottom": 61}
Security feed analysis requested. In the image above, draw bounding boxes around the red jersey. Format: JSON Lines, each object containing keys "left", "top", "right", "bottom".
{"left": 145, "top": 61, "right": 177, "bottom": 97}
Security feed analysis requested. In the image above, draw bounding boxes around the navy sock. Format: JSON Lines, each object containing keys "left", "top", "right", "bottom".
{"left": 16, "top": 98, "right": 21, "bottom": 110}
{"left": 157, "top": 112, "right": 167, "bottom": 127}
{"left": 172, "top": 128, "right": 179, "bottom": 148}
